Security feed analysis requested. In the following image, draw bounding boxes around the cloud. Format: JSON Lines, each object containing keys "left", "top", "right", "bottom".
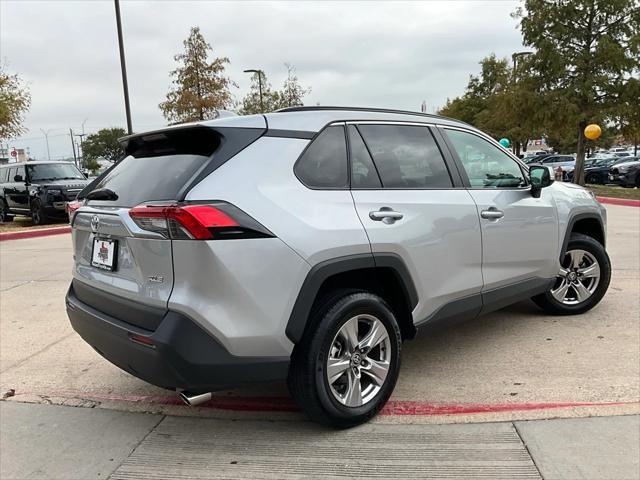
{"left": 1, "top": 0, "right": 523, "bottom": 159}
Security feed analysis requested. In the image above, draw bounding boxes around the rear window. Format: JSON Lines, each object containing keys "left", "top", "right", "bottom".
{"left": 85, "top": 127, "right": 226, "bottom": 207}
{"left": 89, "top": 154, "right": 208, "bottom": 207}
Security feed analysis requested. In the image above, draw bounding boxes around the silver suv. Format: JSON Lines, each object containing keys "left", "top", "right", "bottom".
{"left": 66, "top": 107, "right": 610, "bottom": 427}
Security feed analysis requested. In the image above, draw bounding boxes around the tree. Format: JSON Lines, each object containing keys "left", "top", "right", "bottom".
{"left": 279, "top": 63, "right": 311, "bottom": 109}
{"left": 237, "top": 71, "right": 281, "bottom": 115}
{"left": 159, "top": 27, "right": 235, "bottom": 124}
{"left": 82, "top": 128, "right": 126, "bottom": 165}
{"left": 515, "top": 0, "right": 640, "bottom": 184}
{"left": 617, "top": 77, "right": 640, "bottom": 155}
{"left": 238, "top": 64, "right": 310, "bottom": 115}
{"left": 438, "top": 54, "right": 542, "bottom": 154}
{"left": 0, "top": 66, "right": 31, "bottom": 140}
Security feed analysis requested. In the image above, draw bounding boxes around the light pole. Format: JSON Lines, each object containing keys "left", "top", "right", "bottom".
{"left": 512, "top": 51, "right": 533, "bottom": 81}
{"left": 244, "top": 69, "right": 264, "bottom": 112}
{"left": 114, "top": 0, "right": 132, "bottom": 134}
{"left": 40, "top": 129, "right": 51, "bottom": 160}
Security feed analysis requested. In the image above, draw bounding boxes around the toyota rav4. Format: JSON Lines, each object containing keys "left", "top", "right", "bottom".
{"left": 66, "top": 107, "right": 610, "bottom": 427}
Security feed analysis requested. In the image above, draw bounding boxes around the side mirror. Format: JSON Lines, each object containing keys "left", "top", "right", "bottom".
{"left": 529, "top": 165, "right": 553, "bottom": 198}
{"left": 14, "top": 174, "right": 23, "bottom": 182}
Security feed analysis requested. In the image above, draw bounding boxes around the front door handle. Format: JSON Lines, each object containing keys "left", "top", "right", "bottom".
{"left": 480, "top": 207, "right": 504, "bottom": 220}
{"left": 369, "top": 208, "right": 403, "bottom": 224}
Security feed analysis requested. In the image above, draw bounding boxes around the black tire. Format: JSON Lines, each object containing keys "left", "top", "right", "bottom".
{"left": 586, "top": 173, "right": 600, "bottom": 185}
{"left": 635, "top": 173, "right": 640, "bottom": 188}
{"left": 0, "top": 200, "right": 14, "bottom": 222}
{"left": 532, "top": 233, "right": 610, "bottom": 315}
{"left": 30, "top": 199, "right": 49, "bottom": 225}
{"left": 288, "top": 291, "right": 402, "bottom": 428}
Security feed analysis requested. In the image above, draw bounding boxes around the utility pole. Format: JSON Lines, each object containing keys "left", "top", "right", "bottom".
{"left": 69, "top": 128, "right": 78, "bottom": 166}
{"left": 74, "top": 132, "right": 86, "bottom": 168}
{"left": 40, "top": 129, "right": 51, "bottom": 160}
{"left": 244, "top": 69, "right": 264, "bottom": 112}
{"left": 512, "top": 51, "right": 533, "bottom": 81}
{"left": 114, "top": 0, "right": 133, "bottom": 134}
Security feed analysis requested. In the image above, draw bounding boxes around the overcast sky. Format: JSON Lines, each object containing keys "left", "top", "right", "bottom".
{"left": 1, "top": 0, "right": 525, "bottom": 159}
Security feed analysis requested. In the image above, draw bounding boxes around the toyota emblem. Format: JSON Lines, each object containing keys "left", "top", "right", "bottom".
{"left": 91, "top": 215, "right": 100, "bottom": 233}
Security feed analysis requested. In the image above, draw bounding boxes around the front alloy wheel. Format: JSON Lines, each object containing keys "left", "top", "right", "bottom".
{"left": 551, "top": 249, "right": 601, "bottom": 305}
{"left": 533, "top": 233, "right": 610, "bottom": 315}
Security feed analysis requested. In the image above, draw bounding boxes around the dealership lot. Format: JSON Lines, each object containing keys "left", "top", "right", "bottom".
{"left": 0, "top": 203, "right": 638, "bottom": 424}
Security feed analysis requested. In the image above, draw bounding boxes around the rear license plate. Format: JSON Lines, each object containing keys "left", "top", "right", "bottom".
{"left": 91, "top": 238, "right": 118, "bottom": 271}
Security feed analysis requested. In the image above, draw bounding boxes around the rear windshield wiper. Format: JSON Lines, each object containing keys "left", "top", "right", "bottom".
{"left": 86, "top": 188, "right": 118, "bottom": 201}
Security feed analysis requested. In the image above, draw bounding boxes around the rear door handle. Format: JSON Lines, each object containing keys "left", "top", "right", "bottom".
{"left": 369, "top": 208, "right": 403, "bottom": 224}
{"left": 480, "top": 208, "right": 504, "bottom": 220}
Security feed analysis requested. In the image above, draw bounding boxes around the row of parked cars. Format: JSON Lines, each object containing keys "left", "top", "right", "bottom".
{"left": 522, "top": 151, "right": 640, "bottom": 187}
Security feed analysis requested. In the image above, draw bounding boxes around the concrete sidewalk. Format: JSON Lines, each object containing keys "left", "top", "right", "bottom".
{"left": 1, "top": 402, "right": 638, "bottom": 480}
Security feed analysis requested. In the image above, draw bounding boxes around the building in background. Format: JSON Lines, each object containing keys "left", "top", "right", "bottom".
{"left": 0, "top": 146, "right": 29, "bottom": 164}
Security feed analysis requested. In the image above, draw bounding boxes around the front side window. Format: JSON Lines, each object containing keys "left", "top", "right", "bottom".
{"left": 295, "top": 125, "right": 348, "bottom": 189}
{"left": 357, "top": 124, "right": 452, "bottom": 188}
{"left": 445, "top": 129, "right": 526, "bottom": 188}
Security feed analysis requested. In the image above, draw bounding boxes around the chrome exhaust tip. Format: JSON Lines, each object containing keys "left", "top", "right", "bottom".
{"left": 178, "top": 391, "right": 212, "bottom": 406}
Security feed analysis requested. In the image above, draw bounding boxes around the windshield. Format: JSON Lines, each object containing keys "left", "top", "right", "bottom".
{"left": 28, "top": 163, "right": 84, "bottom": 181}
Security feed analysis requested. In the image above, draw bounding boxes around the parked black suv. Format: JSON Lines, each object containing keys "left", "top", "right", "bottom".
{"left": 0, "top": 161, "right": 89, "bottom": 224}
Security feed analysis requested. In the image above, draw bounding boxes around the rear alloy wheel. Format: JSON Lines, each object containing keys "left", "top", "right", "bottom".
{"left": 533, "top": 233, "right": 610, "bottom": 315}
{"left": 288, "top": 291, "right": 402, "bottom": 428}
{"left": 30, "top": 199, "right": 48, "bottom": 225}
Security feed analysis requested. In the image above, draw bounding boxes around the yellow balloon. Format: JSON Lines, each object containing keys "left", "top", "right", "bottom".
{"left": 584, "top": 124, "right": 601, "bottom": 140}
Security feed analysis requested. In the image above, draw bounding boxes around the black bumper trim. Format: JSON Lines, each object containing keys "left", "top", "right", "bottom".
{"left": 66, "top": 285, "right": 289, "bottom": 391}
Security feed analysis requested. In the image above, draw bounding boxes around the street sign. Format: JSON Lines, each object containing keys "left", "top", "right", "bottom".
{"left": 10, "top": 149, "right": 17, "bottom": 157}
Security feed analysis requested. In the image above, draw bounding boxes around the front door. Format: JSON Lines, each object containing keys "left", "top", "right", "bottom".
{"left": 348, "top": 123, "right": 483, "bottom": 325}
{"left": 441, "top": 128, "right": 558, "bottom": 292}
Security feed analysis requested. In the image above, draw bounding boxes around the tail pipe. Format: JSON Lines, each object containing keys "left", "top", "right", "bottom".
{"left": 178, "top": 391, "right": 212, "bottom": 406}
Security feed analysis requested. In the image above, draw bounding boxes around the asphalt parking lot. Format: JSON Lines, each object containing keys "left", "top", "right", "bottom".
{"left": 1, "top": 203, "right": 638, "bottom": 424}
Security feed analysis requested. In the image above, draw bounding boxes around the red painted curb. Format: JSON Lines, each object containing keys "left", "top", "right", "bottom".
{"left": 0, "top": 226, "right": 71, "bottom": 241}
{"left": 35, "top": 391, "right": 639, "bottom": 416}
{"left": 597, "top": 196, "right": 640, "bottom": 207}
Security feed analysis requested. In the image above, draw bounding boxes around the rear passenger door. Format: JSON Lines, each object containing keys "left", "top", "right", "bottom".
{"left": 5, "top": 166, "right": 29, "bottom": 211}
{"left": 349, "top": 123, "right": 483, "bottom": 326}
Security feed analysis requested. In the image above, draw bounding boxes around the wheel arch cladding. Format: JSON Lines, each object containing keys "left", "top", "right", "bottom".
{"left": 563, "top": 213, "right": 605, "bottom": 259}
{"left": 285, "top": 253, "right": 419, "bottom": 344}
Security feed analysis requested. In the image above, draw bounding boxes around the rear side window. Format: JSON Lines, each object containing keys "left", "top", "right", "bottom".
{"left": 348, "top": 125, "right": 382, "bottom": 189}
{"left": 295, "top": 125, "right": 348, "bottom": 189}
{"left": 358, "top": 125, "right": 452, "bottom": 188}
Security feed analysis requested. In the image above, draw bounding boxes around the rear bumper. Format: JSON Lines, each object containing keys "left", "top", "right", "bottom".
{"left": 65, "top": 283, "right": 289, "bottom": 392}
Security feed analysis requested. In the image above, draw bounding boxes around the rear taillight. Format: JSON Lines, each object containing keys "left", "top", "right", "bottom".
{"left": 129, "top": 203, "right": 273, "bottom": 240}
{"left": 66, "top": 200, "right": 82, "bottom": 221}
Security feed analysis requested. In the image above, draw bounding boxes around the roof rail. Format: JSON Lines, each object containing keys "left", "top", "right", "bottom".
{"left": 275, "top": 105, "right": 446, "bottom": 120}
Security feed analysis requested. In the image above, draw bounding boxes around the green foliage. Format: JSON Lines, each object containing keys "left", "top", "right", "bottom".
{"left": 82, "top": 157, "right": 101, "bottom": 174}
{"left": 438, "top": 54, "right": 542, "bottom": 154}
{"left": 515, "top": 0, "right": 640, "bottom": 184}
{"left": 238, "top": 64, "right": 310, "bottom": 115}
{"left": 82, "top": 128, "right": 126, "bottom": 164}
{"left": 0, "top": 66, "right": 31, "bottom": 141}
{"left": 159, "top": 27, "right": 235, "bottom": 123}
